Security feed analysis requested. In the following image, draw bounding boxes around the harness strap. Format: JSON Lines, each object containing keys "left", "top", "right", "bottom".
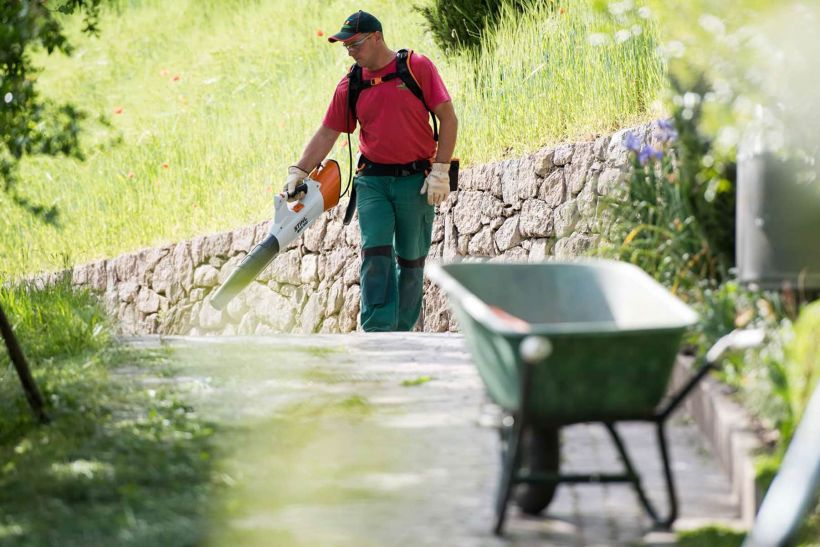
{"left": 346, "top": 49, "right": 439, "bottom": 141}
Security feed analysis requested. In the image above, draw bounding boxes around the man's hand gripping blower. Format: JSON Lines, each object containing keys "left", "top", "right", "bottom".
{"left": 209, "top": 160, "right": 341, "bottom": 310}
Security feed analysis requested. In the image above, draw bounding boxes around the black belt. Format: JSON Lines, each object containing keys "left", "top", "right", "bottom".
{"left": 343, "top": 156, "right": 432, "bottom": 225}
{"left": 357, "top": 155, "right": 431, "bottom": 177}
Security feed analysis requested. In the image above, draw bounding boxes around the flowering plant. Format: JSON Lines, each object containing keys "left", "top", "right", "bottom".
{"left": 598, "top": 95, "right": 734, "bottom": 297}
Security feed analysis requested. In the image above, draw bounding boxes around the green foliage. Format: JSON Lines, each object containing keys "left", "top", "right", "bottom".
{"left": 417, "top": 0, "right": 554, "bottom": 54}
{"left": 761, "top": 302, "right": 820, "bottom": 444}
{"left": 401, "top": 375, "right": 433, "bottom": 387}
{"left": 752, "top": 302, "right": 820, "bottom": 544}
{"left": 0, "top": 276, "right": 110, "bottom": 366}
{"left": 0, "top": 0, "right": 102, "bottom": 223}
{"left": 785, "top": 302, "right": 820, "bottom": 426}
{"left": 677, "top": 525, "right": 745, "bottom": 547}
{"left": 597, "top": 85, "right": 735, "bottom": 299}
{"left": 0, "top": 283, "right": 215, "bottom": 546}
{"left": 667, "top": 76, "right": 736, "bottom": 270}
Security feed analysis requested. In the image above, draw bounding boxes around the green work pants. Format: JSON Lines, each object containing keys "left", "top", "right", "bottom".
{"left": 355, "top": 173, "right": 434, "bottom": 332}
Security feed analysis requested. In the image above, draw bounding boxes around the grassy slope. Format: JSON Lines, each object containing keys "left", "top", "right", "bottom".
{"left": 2, "top": 0, "right": 663, "bottom": 277}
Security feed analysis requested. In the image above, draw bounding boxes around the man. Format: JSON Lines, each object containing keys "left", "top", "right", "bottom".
{"left": 284, "top": 10, "right": 458, "bottom": 332}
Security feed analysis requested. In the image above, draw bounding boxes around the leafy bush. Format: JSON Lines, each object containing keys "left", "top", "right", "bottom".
{"left": 416, "top": 0, "right": 554, "bottom": 54}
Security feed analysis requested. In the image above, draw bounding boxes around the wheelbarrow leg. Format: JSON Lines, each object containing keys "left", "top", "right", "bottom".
{"left": 495, "top": 335, "right": 550, "bottom": 535}
{"left": 495, "top": 418, "right": 524, "bottom": 535}
{"left": 604, "top": 422, "right": 677, "bottom": 529}
{"left": 653, "top": 420, "right": 678, "bottom": 528}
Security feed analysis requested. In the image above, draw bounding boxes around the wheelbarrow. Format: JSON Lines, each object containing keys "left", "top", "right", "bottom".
{"left": 427, "top": 259, "right": 763, "bottom": 535}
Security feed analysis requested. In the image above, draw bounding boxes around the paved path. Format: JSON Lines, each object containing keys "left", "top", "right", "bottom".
{"left": 128, "top": 333, "right": 741, "bottom": 546}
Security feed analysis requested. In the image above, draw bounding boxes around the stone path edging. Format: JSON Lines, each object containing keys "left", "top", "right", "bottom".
{"left": 670, "top": 356, "right": 764, "bottom": 526}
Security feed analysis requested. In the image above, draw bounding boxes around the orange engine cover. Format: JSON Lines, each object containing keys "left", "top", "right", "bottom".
{"left": 309, "top": 159, "right": 341, "bottom": 212}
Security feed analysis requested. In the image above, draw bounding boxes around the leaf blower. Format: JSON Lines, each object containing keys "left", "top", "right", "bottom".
{"left": 209, "top": 159, "right": 342, "bottom": 310}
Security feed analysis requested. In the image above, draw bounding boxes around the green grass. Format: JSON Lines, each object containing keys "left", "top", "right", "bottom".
{"left": 677, "top": 525, "right": 745, "bottom": 547}
{"left": 2, "top": 0, "right": 664, "bottom": 277}
{"left": 0, "top": 281, "right": 215, "bottom": 546}
{"left": 401, "top": 375, "right": 433, "bottom": 386}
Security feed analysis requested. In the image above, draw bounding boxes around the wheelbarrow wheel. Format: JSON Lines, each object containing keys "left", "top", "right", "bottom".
{"left": 515, "top": 426, "right": 560, "bottom": 515}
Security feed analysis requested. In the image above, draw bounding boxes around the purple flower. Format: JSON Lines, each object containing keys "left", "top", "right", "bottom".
{"left": 638, "top": 145, "right": 663, "bottom": 165}
{"left": 624, "top": 131, "right": 641, "bottom": 152}
{"left": 657, "top": 119, "right": 679, "bottom": 142}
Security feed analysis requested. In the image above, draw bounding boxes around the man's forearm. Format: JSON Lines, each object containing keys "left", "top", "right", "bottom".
{"left": 433, "top": 101, "right": 458, "bottom": 164}
{"left": 294, "top": 125, "right": 341, "bottom": 172}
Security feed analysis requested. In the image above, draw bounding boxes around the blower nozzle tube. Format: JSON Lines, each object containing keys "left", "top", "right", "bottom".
{"left": 209, "top": 234, "right": 280, "bottom": 310}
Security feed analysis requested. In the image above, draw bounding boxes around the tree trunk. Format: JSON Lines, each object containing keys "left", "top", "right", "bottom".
{"left": 0, "top": 302, "right": 48, "bottom": 424}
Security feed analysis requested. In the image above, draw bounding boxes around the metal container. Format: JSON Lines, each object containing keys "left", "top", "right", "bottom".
{"left": 737, "top": 150, "right": 820, "bottom": 289}
{"left": 427, "top": 259, "right": 698, "bottom": 422}
{"left": 427, "top": 259, "right": 705, "bottom": 533}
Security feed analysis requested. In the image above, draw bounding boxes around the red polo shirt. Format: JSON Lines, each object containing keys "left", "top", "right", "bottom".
{"left": 322, "top": 52, "right": 451, "bottom": 164}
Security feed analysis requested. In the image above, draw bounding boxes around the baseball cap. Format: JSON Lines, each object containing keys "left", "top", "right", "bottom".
{"left": 327, "top": 10, "right": 382, "bottom": 43}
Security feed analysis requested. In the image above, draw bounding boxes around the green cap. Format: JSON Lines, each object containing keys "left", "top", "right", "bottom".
{"left": 328, "top": 10, "right": 382, "bottom": 43}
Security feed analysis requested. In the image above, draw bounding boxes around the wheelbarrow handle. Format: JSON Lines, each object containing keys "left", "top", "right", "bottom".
{"left": 705, "top": 328, "right": 766, "bottom": 365}
{"left": 657, "top": 328, "right": 766, "bottom": 421}
{"left": 520, "top": 335, "right": 552, "bottom": 366}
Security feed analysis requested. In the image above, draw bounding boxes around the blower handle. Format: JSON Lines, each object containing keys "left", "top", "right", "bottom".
{"left": 287, "top": 182, "right": 309, "bottom": 199}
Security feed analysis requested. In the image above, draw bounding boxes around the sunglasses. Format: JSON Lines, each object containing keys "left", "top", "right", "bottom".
{"left": 342, "top": 33, "right": 373, "bottom": 51}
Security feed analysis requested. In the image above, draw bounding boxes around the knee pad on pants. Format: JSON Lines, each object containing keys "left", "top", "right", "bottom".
{"left": 360, "top": 245, "right": 393, "bottom": 307}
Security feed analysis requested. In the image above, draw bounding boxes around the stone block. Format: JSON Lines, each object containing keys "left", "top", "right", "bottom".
{"left": 606, "top": 127, "right": 636, "bottom": 168}
{"left": 302, "top": 215, "right": 327, "bottom": 253}
{"left": 494, "top": 216, "right": 522, "bottom": 252}
{"left": 326, "top": 278, "right": 345, "bottom": 316}
{"left": 516, "top": 154, "right": 540, "bottom": 200}
{"left": 500, "top": 158, "right": 521, "bottom": 207}
{"left": 593, "top": 134, "right": 611, "bottom": 161}
{"left": 136, "top": 287, "right": 161, "bottom": 315}
{"left": 300, "top": 254, "right": 319, "bottom": 284}
{"left": 534, "top": 147, "right": 556, "bottom": 177}
{"left": 554, "top": 200, "right": 580, "bottom": 238}
{"left": 519, "top": 199, "right": 554, "bottom": 237}
{"left": 553, "top": 143, "right": 575, "bottom": 166}
{"left": 453, "top": 191, "right": 484, "bottom": 236}
{"left": 268, "top": 249, "right": 301, "bottom": 285}
{"left": 323, "top": 220, "right": 345, "bottom": 251}
{"left": 539, "top": 169, "right": 566, "bottom": 208}
{"left": 467, "top": 226, "right": 496, "bottom": 257}
{"left": 230, "top": 225, "right": 256, "bottom": 254}
{"left": 597, "top": 168, "right": 627, "bottom": 197}
{"left": 343, "top": 254, "right": 361, "bottom": 286}
{"left": 554, "top": 232, "right": 595, "bottom": 259}
{"left": 299, "top": 291, "right": 325, "bottom": 334}
{"left": 339, "top": 284, "right": 360, "bottom": 332}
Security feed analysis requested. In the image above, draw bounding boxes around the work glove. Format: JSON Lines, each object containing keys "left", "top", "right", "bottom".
{"left": 420, "top": 162, "right": 450, "bottom": 206}
{"left": 283, "top": 165, "right": 308, "bottom": 202}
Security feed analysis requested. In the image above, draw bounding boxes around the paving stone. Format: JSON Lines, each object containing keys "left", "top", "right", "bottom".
{"left": 124, "top": 333, "right": 742, "bottom": 545}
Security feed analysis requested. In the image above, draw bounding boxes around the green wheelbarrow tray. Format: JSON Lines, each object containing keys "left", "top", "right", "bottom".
{"left": 427, "top": 259, "right": 762, "bottom": 535}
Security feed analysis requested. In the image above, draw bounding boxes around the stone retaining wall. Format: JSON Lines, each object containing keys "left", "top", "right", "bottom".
{"left": 52, "top": 121, "right": 668, "bottom": 335}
